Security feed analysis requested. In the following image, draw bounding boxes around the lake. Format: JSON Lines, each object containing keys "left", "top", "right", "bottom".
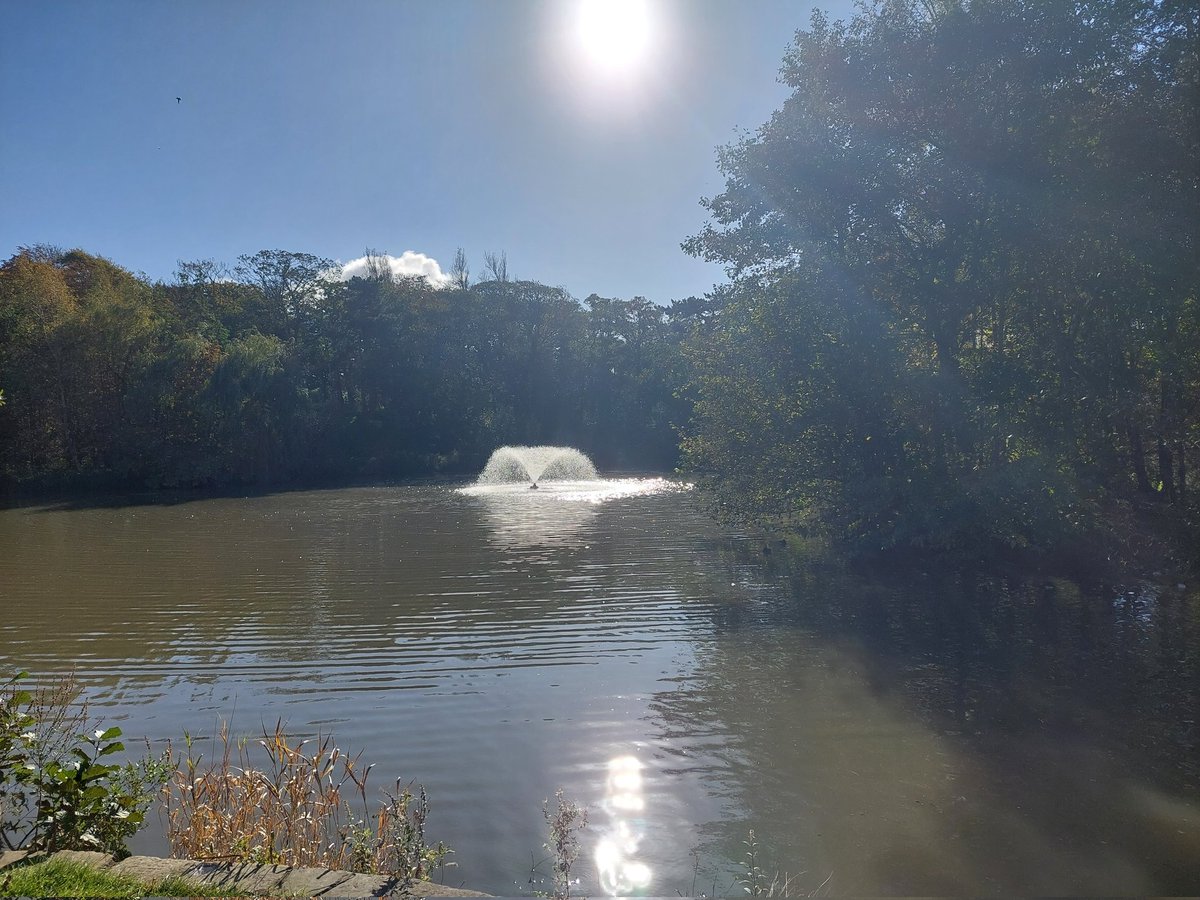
{"left": 1, "top": 479, "right": 1197, "bottom": 895}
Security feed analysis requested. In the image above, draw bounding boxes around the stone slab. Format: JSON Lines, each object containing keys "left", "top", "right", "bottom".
{"left": 48, "top": 849, "right": 116, "bottom": 869}
{"left": 0, "top": 850, "right": 29, "bottom": 870}
{"left": 109, "top": 855, "right": 196, "bottom": 883}
{"left": 170, "top": 860, "right": 242, "bottom": 887}
{"left": 279, "top": 866, "right": 390, "bottom": 896}
{"left": 197, "top": 860, "right": 293, "bottom": 894}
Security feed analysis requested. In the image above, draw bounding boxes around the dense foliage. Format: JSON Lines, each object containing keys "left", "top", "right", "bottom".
{"left": 0, "top": 248, "right": 695, "bottom": 488}
{"left": 682, "top": 0, "right": 1198, "bottom": 554}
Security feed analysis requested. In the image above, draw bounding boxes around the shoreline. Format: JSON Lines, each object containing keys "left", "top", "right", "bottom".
{"left": 0, "top": 849, "right": 489, "bottom": 898}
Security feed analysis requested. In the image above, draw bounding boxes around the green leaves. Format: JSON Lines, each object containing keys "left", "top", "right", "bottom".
{"left": 2, "top": 674, "right": 166, "bottom": 857}
{"left": 30, "top": 726, "right": 128, "bottom": 852}
{"left": 683, "top": 0, "right": 1199, "bottom": 557}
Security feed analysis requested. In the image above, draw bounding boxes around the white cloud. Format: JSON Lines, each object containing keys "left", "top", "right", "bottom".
{"left": 340, "top": 251, "right": 448, "bottom": 286}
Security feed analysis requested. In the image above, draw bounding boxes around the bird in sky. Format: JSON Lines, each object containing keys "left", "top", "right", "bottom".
{"left": 175, "top": 97, "right": 181, "bottom": 104}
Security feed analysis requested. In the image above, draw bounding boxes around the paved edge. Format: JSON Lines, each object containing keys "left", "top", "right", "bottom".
{"left": 0, "top": 849, "right": 489, "bottom": 898}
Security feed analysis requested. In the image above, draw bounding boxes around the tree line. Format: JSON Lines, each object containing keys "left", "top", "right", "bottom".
{"left": 2, "top": 0, "right": 1195, "bottom": 560}
{"left": 0, "top": 246, "right": 695, "bottom": 488}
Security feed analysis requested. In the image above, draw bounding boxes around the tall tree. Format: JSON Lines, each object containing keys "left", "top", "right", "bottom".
{"left": 684, "top": 0, "right": 1198, "bottom": 554}
{"left": 234, "top": 249, "right": 338, "bottom": 341}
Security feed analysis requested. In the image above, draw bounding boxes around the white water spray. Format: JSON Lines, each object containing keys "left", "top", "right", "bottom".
{"left": 476, "top": 445, "right": 598, "bottom": 486}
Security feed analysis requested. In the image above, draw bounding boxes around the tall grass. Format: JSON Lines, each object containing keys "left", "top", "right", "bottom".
{"left": 164, "top": 721, "right": 449, "bottom": 882}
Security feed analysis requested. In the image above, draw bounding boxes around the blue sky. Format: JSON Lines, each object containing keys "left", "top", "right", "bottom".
{"left": 2, "top": 0, "right": 854, "bottom": 304}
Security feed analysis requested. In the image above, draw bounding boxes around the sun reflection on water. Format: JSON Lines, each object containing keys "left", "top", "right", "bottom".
{"left": 457, "top": 477, "right": 690, "bottom": 551}
{"left": 459, "top": 476, "right": 684, "bottom": 503}
{"left": 595, "top": 755, "right": 653, "bottom": 895}
{"left": 456, "top": 475, "right": 685, "bottom": 891}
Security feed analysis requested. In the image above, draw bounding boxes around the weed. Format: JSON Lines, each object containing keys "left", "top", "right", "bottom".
{"left": 374, "top": 782, "right": 453, "bottom": 883}
{"left": 730, "top": 829, "right": 831, "bottom": 898}
{"left": 164, "top": 720, "right": 450, "bottom": 884}
{"left": 543, "top": 788, "right": 588, "bottom": 900}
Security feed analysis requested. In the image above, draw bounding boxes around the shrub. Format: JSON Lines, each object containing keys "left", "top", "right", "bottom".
{"left": 0, "top": 671, "right": 167, "bottom": 857}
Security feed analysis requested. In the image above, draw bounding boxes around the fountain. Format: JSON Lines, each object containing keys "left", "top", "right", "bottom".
{"left": 476, "top": 445, "right": 598, "bottom": 486}
{"left": 459, "top": 448, "right": 686, "bottom": 549}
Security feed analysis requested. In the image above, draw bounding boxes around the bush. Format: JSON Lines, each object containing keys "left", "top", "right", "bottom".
{"left": 0, "top": 671, "right": 168, "bottom": 857}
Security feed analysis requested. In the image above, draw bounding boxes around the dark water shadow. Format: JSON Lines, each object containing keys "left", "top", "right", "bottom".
{"left": 662, "top": 546, "right": 1200, "bottom": 894}
{"left": 0, "top": 473, "right": 472, "bottom": 513}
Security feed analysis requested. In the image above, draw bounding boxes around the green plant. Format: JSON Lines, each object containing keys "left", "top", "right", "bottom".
{"left": 738, "top": 829, "right": 767, "bottom": 896}
{"left": 344, "top": 816, "right": 375, "bottom": 874}
{"left": 733, "top": 830, "right": 808, "bottom": 898}
{"left": 29, "top": 725, "right": 131, "bottom": 852}
{"left": 1, "top": 671, "right": 165, "bottom": 857}
{"left": 373, "top": 782, "right": 452, "bottom": 885}
{"left": 0, "top": 672, "right": 36, "bottom": 850}
{"left": 543, "top": 789, "right": 588, "bottom": 900}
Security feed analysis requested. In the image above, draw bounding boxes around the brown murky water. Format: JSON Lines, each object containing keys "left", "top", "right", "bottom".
{"left": 1, "top": 481, "right": 1197, "bottom": 895}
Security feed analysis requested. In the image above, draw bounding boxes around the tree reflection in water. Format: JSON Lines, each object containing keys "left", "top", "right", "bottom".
{"left": 646, "top": 550, "right": 1200, "bottom": 895}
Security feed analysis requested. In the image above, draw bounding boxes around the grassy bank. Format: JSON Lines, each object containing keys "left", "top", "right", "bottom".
{"left": 0, "top": 858, "right": 238, "bottom": 899}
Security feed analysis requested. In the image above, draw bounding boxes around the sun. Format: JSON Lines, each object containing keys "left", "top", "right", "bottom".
{"left": 575, "top": 0, "right": 654, "bottom": 76}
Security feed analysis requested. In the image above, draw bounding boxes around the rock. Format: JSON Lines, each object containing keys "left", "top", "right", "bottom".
{"left": 109, "top": 855, "right": 195, "bottom": 882}
{"left": 199, "top": 861, "right": 292, "bottom": 895}
{"left": 278, "top": 866, "right": 387, "bottom": 897}
{"left": 48, "top": 850, "right": 116, "bottom": 869}
{"left": 0, "top": 850, "right": 29, "bottom": 870}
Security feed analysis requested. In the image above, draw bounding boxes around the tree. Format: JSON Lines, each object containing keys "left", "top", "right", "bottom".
{"left": 234, "top": 249, "right": 338, "bottom": 341}
{"left": 0, "top": 252, "right": 81, "bottom": 474}
{"left": 0, "top": 242, "right": 693, "bottom": 488}
{"left": 482, "top": 251, "right": 509, "bottom": 283}
{"left": 449, "top": 248, "right": 470, "bottom": 290}
{"left": 684, "top": 0, "right": 1198, "bottom": 554}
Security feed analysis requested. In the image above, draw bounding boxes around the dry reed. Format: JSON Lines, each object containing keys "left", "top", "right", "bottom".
{"left": 163, "top": 721, "right": 449, "bottom": 882}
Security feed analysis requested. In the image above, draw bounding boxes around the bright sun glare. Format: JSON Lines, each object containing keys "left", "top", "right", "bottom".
{"left": 576, "top": 0, "right": 653, "bottom": 76}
